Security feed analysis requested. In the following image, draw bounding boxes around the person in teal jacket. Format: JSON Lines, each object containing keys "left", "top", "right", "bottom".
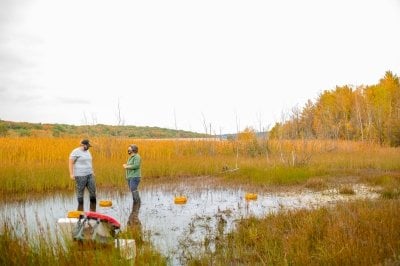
{"left": 123, "top": 144, "right": 142, "bottom": 204}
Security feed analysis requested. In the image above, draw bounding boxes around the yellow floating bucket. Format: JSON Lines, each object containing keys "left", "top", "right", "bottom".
{"left": 245, "top": 193, "right": 258, "bottom": 201}
{"left": 99, "top": 200, "right": 113, "bottom": 207}
{"left": 67, "top": 210, "right": 84, "bottom": 218}
{"left": 174, "top": 196, "right": 187, "bottom": 204}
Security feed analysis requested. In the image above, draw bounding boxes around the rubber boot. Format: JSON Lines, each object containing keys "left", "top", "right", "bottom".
{"left": 77, "top": 197, "right": 84, "bottom": 211}
{"left": 90, "top": 197, "right": 96, "bottom": 212}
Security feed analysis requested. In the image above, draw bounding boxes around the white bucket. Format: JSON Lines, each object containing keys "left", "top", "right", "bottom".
{"left": 116, "top": 239, "right": 136, "bottom": 260}
{"left": 57, "top": 217, "right": 79, "bottom": 238}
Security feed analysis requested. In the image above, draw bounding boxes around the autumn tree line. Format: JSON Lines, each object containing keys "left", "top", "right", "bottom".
{"left": 269, "top": 71, "right": 400, "bottom": 146}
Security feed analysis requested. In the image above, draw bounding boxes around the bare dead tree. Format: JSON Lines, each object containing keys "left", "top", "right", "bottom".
{"left": 91, "top": 113, "right": 97, "bottom": 125}
{"left": 354, "top": 89, "right": 364, "bottom": 141}
{"left": 234, "top": 110, "right": 240, "bottom": 170}
{"left": 174, "top": 108, "right": 178, "bottom": 130}
{"left": 116, "top": 98, "right": 125, "bottom": 126}
{"left": 263, "top": 124, "right": 271, "bottom": 163}
{"left": 290, "top": 105, "right": 301, "bottom": 139}
{"left": 173, "top": 108, "right": 180, "bottom": 138}
{"left": 201, "top": 112, "right": 208, "bottom": 135}
{"left": 82, "top": 111, "right": 90, "bottom": 136}
{"left": 256, "top": 112, "right": 262, "bottom": 134}
{"left": 279, "top": 109, "right": 287, "bottom": 164}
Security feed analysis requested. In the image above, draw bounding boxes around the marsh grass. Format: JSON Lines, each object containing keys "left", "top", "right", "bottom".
{"left": 381, "top": 189, "right": 400, "bottom": 199}
{"left": 338, "top": 185, "right": 356, "bottom": 195}
{"left": 224, "top": 165, "right": 322, "bottom": 185}
{"left": 1, "top": 137, "right": 399, "bottom": 264}
{"left": 362, "top": 174, "right": 400, "bottom": 199}
{"left": 305, "top": 178, "right": 328, "bottom": 191}
{"left": 188, "top": 199, "right": 400, "bottom": 265}
{"left": 1, "top": 137, "right": 400, "bottom": 195}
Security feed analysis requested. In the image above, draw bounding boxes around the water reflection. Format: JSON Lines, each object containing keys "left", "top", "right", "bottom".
{"left": 127, "top": 201, "right": 142, "bottom": 243}
{"left": 127, "top": 201, "right": 141, "bottom": 227}
{"left": 0, "top": 183, "right": 379, "bottom": 265}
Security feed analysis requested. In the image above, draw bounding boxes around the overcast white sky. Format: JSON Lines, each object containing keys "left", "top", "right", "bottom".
{"left": 0, "top": 0, "right": 399, "bottom": 134}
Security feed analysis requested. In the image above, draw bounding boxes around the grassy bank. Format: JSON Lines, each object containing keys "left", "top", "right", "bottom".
{"left": 0, "top": 137, "right": 399, "bottom": 195}
{"left": 188, "top": 198, "right": 400, "bottom": 265}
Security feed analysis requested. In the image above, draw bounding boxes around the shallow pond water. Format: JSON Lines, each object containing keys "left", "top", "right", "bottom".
{"left": 0, "top": 182, "right": 380, "bottom": 265}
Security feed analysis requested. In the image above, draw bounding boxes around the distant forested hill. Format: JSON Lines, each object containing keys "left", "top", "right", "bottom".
{"left": 0, "top": 120, "right": 208, "bottom": 138}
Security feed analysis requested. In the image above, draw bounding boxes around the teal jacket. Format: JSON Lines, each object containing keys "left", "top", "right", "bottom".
{"left": 126, "top": 153, "right": 141, "bottom": 179}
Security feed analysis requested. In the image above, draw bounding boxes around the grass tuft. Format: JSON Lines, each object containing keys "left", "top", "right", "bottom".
{"left": 305, "top": 178, "right": 328, "bottom": 191}
{"left": 338, "top": 185, "right": 355, "bottom": 195}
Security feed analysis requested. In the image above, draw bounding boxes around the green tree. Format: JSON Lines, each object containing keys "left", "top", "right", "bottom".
{"left": 0, "top": 121, "right": 8, "bottom": 136}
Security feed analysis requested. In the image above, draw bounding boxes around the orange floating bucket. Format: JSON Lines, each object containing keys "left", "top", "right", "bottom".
{"left": 245, "top": 193, "right": 258, "bottom": 201}
{"left": 99, "top": 200, "right": 113, "bottom": 207}
{"left": 67, "top": 210, "right": 84, "bottom": 218}
{"left": 174, "top": 196, "right": 187, "bottom": 204}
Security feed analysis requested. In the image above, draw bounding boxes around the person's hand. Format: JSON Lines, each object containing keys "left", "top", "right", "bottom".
{"left": 70, "top": 174, "right": 75, "bottom": 180}
{"left": 123, "top": 164, "right": 127, "bottom": 168}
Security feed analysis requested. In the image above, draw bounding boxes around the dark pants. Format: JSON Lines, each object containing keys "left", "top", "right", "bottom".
{"left": 75, "top": 174, "right": 96, "bottom": 211}
{"left": 128, "top": 177, "right": 141, "bottom": 204}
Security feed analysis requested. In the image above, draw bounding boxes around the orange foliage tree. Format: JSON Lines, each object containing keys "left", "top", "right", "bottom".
{"left": 270, "top": 71, "right": 400, "bottom": 146}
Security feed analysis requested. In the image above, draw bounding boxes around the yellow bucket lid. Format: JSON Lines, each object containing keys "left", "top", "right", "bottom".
{"left": 99, "top": 200, "right": 113, "bottom": 207}
{"left": 67, "top": 210, "right": 84, "bottom": 218}
{"left": 174, "top": 196, "right": 187, "bottom": 204}
{"left": 245, "top": 193, "right": 258, "bottom": 200}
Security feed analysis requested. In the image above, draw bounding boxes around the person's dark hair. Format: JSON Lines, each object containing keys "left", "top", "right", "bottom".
{"left": 81, "top": 139, "right": 92, "bottom": 147}
{"left": 130, "top": 144, "right": 138, "bottom": 153}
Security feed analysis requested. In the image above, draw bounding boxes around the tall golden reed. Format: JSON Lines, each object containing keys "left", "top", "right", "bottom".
{"left": 1, "top": 137, "right": 399, "bottom": 195}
